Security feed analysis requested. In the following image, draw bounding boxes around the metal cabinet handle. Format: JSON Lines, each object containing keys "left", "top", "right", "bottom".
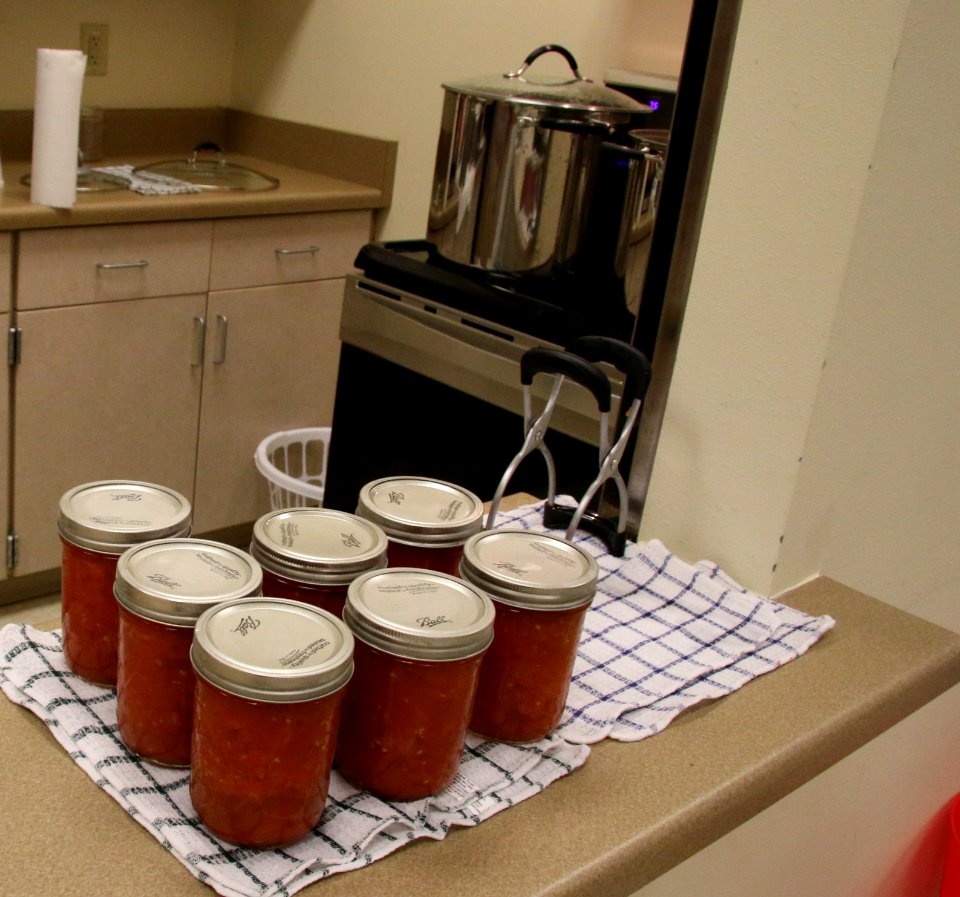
{"left": 192, "top": 315, "right": 206, "bottom": 367}
{"left": 96, "top": 260, "right": 149, "bottom": 271}
{"left": 275, "top": 245, "right": 320, "bottom": 256}
{"left": 213, "top": 314, "right": 228, "bottom": 364}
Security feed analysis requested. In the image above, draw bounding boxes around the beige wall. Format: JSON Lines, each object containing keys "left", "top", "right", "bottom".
{"left": 772, "top": 0, "right": 960, "bottom": 633}
{"left": 0, "top": 0, "right": 238, "bottom": 109}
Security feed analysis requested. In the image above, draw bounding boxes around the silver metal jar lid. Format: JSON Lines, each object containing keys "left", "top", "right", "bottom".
{"left": 344, "top": 568, "right": 495, "bottom": 661}
{"left": 355, "top": 476, "right": 483, "bottom": 547}
{"left": 190, "top": 597, "right": 354, "bottom": 703}
{"left": 115, "top": 538, "right": 263, "bottom": 627}
{"left": 58, "top": 480, "right": 192, "bottom": 554}
{"left": 459, "top": 529, "right": 598, "bottom": 610}
{"left": 250, "top": 508, "right": 388, "bottom": 585}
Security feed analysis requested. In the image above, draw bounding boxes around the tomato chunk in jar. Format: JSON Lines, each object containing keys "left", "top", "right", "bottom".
{"left": 469, "top": 601, "right": 589, "bottom": 742}
{"left": 190, "top": 674, "right": 345, "bottom": 848}
{"left": 189, "top": 597, "right": 354, "bottom": 848}
{"left": 117, "top": 606, "right": 196, "bottom": 765}
{"left": 336, "top": 567, "right": 494, "bottom": 801}
{"left": 335, "top": 639, "right": 483, "bottom": 800}
{"left": 60, "top": 540, "right": 123, "bottom": 686}
{"left": 459, "top": 529, "right": 598, "bottom": 742}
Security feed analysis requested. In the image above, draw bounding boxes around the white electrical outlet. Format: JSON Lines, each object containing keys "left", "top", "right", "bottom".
{"left": 80, "top": 23, "right": 109, "bottom": 76}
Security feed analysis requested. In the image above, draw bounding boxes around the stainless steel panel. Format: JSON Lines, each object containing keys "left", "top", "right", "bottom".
{"left": 340, "top": 275, "right": 626, "bottom": 447}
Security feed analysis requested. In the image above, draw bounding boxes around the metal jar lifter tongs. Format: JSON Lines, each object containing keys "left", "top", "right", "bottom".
{"left": 486, "top": 336, "right": 652, "bottom": 556}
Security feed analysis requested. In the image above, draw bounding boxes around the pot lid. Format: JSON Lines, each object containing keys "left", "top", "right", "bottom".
{"left": 133, "top": 143, "right": 279, "bottom": 192}
{"left": 442, "top": 44, "right": 648, "bottom": 115}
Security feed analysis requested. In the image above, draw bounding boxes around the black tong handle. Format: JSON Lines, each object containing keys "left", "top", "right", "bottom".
{"left": 521, "top": 347, "right": 611, "bottom": 412}
{"left": 564, "top": 336, "right": 652, "bottom": 408}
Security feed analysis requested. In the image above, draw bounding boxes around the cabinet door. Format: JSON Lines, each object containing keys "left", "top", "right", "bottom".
{"left": 13, "top": 295, "right": 205, "bottom": 575}
{"left": 0, "top": 313, "right": 8, "bottom": 582}
{"left": 192, "top": 279, "right": 344, "bottom": 534}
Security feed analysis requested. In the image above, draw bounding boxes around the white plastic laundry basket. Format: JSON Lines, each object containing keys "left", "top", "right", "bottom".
{"left": 254, "top": 427, "right": 331, "bottom": 510}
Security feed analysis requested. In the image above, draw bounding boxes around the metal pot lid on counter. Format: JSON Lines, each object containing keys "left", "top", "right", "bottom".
{"left": 133, "top": 143, "right": 279, "bottom": 192}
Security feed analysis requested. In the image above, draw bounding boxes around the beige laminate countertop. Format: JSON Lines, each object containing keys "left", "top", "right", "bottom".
{"left": 0, "top": 153, "right": 385, "bottom": 231}
{"left": 2, "top": 574, "right": 960, "bottom": 896}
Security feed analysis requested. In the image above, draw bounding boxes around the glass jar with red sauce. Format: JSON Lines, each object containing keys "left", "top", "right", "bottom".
{"left": 249, "top": 508, "right": 387, "bottom": 617}
{"left": 355, "top": 476, "right": 483, "bottom": 576}
{"left": 58, "top": 481, "right": 192, "bottom": 687}
{"left": 336, "top": 567, "right": 495, "bottom": 801}
{"left": 459, "top": 529, "right": 598, "bottom": 743}
{"left": 189, "top": 597, "right": 354, "bottom": 848}
{"left": 114, "top": 538, "right": 263, "bottom": 767}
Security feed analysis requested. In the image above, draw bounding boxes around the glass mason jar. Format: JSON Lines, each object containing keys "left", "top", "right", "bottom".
{"left": 190, "top": 597, "right": 354, "bottom": 848}
{"left": 354, "top": 476, "right": 483, "bottom": 576}
{"left": 336, "top": 567, "right": 495, "bottom": 801}
{"left": 459, "top": 529, "right": 598, "bottom": 743}
{"left": 58, "top": 481, "right": 192, "bottom": 686}
{"left": 249, "top": 508, "right": 387, "bottom": 617}
{"left": 114, "top": 538, "right": 263, "bottom": 767}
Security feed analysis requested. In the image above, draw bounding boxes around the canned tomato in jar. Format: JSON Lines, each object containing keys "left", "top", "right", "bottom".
{"left": 114, "top": 538, "right": 263, "bottom": 767}
{"left": 459, "top": 529, "right": 598, "bottom": 743}
{"left": 58, "top": 481, "right": 192, "bottom": 686}
{"left": 336, "top": 567, "right": 495, "bottom": 801}
{"left": 190, "top": 597, "right": 354, "bottom": 848}
{"left": 250, "top": 508, "right": 388, "bottom": 617}
{"left": 355, "top": 476, "right": 483, "bottom": 575}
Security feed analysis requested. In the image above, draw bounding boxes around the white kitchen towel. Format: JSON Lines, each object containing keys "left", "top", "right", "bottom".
{"left": 30, "top": 48, "right": 87, "bottom": 208}
{"left": 491, "top": 499, "right": 836, "bottom": 743}
{"left": 0, "top": 498, "right": 834, "bottom": 897}
{"left": 0, "top": 623, "right": 588, "bottom": 897}
{"left": 91, "top": 164, "right": 204, "bottom": 195}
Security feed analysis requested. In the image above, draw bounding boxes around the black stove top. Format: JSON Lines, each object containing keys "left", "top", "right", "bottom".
{"left": 354, "top": 240, "right": 636, "bottom": 347}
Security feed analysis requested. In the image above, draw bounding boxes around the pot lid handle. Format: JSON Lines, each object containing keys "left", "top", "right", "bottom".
{"left": 506, "top": 44, "right": 587, "bottom": 83}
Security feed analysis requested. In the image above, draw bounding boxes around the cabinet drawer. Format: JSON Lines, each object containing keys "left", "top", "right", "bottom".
{"left": 17, "top": 220, "right": 213, "bottom": 310}
{"left": 0, "top": 233, "right": 10, "bottom": 313}
{"left": 209, "top": 211, "right": 371, "bottom": 291}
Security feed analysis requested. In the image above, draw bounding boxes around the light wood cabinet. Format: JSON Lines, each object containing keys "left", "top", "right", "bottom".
{"left": 192, "top": 279, "right": 344, "bottom": 533}
{"left": 0, "top": 234, "right": 11, "bottom": 312}
{"left": 17, "top": 221, "right": 212, "bottom": 310}
{"left": 12, "top": 297, "right": 205, "bottom": 574}
{"left": 5, "top": 211, "right": 369, "bottom": 581}
{"left": 209, "top": 211, "right": 369, "bottom": 291}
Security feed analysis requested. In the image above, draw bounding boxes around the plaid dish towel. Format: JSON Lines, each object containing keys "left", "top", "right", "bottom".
{"left": 0, "top": 498, "right": 834, "bottom": 897}
{"left": 0, "top": 623, "right": 587, "bottom": 897}
{"left": 492, "top": 499, "right": 836, "bottom": 743}
{"left": 91, "top": 164, "right": 203, "bottom": 195}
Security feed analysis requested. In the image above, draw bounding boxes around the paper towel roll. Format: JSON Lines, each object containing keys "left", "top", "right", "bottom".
{"left": 31, "top": 48, "right": 87, "bottom": 209}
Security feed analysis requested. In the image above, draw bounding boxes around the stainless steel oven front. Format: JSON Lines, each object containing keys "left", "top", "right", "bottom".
{"left": 323, "top": 274, "right": 616, "bottom": 513}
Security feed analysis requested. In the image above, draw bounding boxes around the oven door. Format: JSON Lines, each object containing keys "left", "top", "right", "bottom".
{"left": 323, "top": 274, "right": 617, "bottom": 513}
